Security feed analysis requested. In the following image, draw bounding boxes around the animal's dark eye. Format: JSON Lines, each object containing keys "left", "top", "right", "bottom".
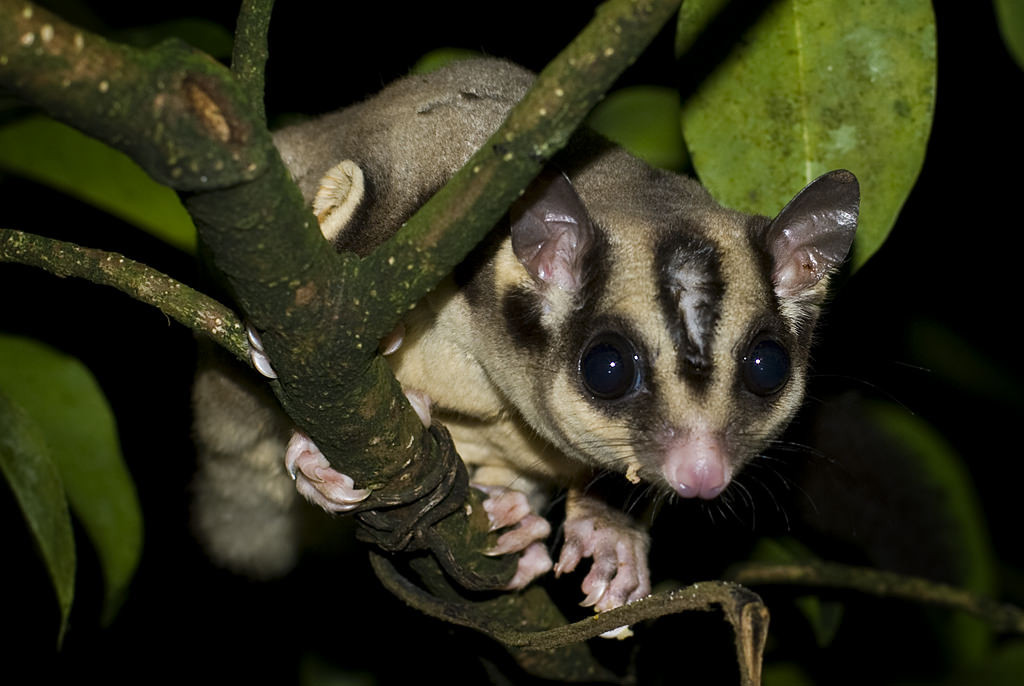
{"left": 742, "top": 337, "right": 790, "bottom": 396}
{"left": 580, "top": 333, "right": 641, "bottom": 400}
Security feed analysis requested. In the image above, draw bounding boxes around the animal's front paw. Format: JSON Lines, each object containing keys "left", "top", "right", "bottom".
{"left": 286, "top": 431, "right": 371, "bottom": 512}
{"left": 476, "top": 485, "right": 553, "bottom": 590}
{"left": 554, "top": 494, "right": 650, "bottom": 614}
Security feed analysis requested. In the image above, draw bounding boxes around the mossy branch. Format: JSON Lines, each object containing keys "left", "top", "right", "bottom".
{"left": 0, "top": 2, "right": 695, "bottom": 677}
{"left": 0, "top": 0, "right": 270, "bottom": 191}
{"left": 6, "top": 3, "right": 1018, "bottom": 682}
{"left": 0, "top": 228, "right": 249, "bottom": 361}
{"left": 360, "top": 0, "right": 686, "bottom": 342}
{"left": 0, "top": 0, "right": 681, "bottom": 483}
{"left": 230, "top": 0, "right": 273, "bottom": 125}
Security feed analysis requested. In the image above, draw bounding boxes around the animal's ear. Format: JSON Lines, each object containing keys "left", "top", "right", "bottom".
{"left": 766, "top": 169, "right": 859, "bottom": 298}
{"left": 510, "top": 169, "right": 595, "bottom": 292}
{"left": 312, "top": 160, "right": 366, "bottom": 242}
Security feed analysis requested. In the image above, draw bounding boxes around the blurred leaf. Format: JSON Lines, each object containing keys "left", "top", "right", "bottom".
{"left": 793, "top": 595, "right": 843, "bottom": 648}
{"left": 994, "top": 0, "right": 1024, "bottom": 71}
{"left": 115, "top": 18, "right": 234, "bottom": 58}
{"left": 0, "top": 116, "right": 196, "bottom": 253}
{"left": 0, "top": 335, "right": 142, "bottom": 623}
{"left": 749, "top": 538, "right": 844, "bottom": 647}
{"left": 763, "top": 661, "right": 814, "bottom": 686}
{"left": 300, "top": 653, "right": 376, "bottom": 686}
{"left": 411, "top": 47, "right": 484, "bottom": 74}
{"left": 587, "top": 86, "right": 689, "bottom": 171}
{"left": 867, "top": 400, "right": 995, "bottom": 666}
{"left": 675, "top": 0, "right": 731, "bottom": 57}
{"left": 0, "top": 391, "right": 75, "bottom": 645}
{"left": 908, "top": 319, "right": 1023, "bottom": 407}
{"left": 680, "top": 0, "right": 936, "bottom": 270}
{"left": 947, "top": 639, "right": 1024, "bottom": 686}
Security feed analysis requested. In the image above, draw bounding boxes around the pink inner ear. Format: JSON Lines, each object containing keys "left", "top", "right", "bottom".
{"left": 510, "top": 169, "right": 594, "bottom": 293}
{"left": 767, "top": 170, "right": 859, "bottom": 298}
{"left": 772, "top": 237, "right": 832, "bottom": 298}
{"left": 520, "top": 218, "right": 586, "bottom": 291}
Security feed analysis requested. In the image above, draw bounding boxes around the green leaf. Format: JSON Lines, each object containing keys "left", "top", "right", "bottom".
{"left": 586, "top": 86, "right": 689, "bottom": 171}
{"left": 675, "top": 0, "right": 732, "bottom": 57}
{"left": 0, "top": 390, "right": 75, "bottom": 645}
{"left": 947, "top": 639, "right": 1024, "bottom": 686}
{"left": 114, "top": 18, "right": 234, "bottom": 59}
{"left": 763, "top": 661, "right": 814, "bottom": 686}
{"left": 0, "top": 116, "right": 196, "bottom": 253}
{"left": 866, "top": 400, "right": 995, "bottom": 666}
{"left": 0, "top": 335, "right": 142, "bottom": 624}
{"left": 411, "top": 48, "right": 484, "bottom": 74}
{"left": 679, "top": 0, "right": 936, "bottom": 271}
{"left": 907, "top": 319, "right": 1024, "bottom": 408}
{"left": 994, "top": 0, "right": 1024, "bottom": 71}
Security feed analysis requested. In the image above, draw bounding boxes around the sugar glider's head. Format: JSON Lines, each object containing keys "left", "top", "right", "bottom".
{"left": 490, "top": 153, "right": 858, "bottom": 501}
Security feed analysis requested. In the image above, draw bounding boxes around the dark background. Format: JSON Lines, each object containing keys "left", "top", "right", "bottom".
{"left": 2, "top": 1, "right": 1022, "bottom": 683}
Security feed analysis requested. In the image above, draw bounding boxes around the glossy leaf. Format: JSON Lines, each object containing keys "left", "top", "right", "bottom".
{"left": 679, "top": 0, "right": 936, "bottom": 270}
{"left": 994, "top": 0, "right": 1024, "bottom": 71}
{"left": 586, "top": 86, "right": 689, "bottom": 171}
{"left": 0, "top": 335, "right": 142, "bottom": 623}
{"left": 0, "top": 116, "right": 196, "bottom": 253}
{"left": 0, "top": 391, "right": 75, "bottom": 644}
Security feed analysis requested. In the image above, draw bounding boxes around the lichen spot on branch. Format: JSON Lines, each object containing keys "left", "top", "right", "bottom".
{"left": 294, "top": 281, "right": 317, "bottom": 307}
{"left": 185, "top": 78, "right": 231, "bottom": 143}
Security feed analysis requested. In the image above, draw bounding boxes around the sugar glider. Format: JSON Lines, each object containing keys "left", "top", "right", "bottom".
{"left": 192, "top": 58, "right": 858, "bottom": 611}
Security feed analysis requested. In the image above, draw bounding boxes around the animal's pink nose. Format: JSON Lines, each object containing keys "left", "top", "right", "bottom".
{"left": 662, "top": 433, "right": 730, "bottom": 500}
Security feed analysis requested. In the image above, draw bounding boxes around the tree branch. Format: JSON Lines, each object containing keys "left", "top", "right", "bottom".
{"left": 360, "top": 0, "right": 686, "bottom": 343}
{"left": 0, "top": 228, "right": 248, "bottom": 361}
{"left": 730, "top": 561, "right": 1024, "bottom": 634}
{"left": 0, "top": 0, "right": 270, "bottom": 192}
{"left": 0, "top": 1, "right": 691, "bottom": 677}
{"left": 230, "top": 0, "right": 274, "bottom": 126}
{"left": 373, "top": 552, "right": 769, "bottom": 686}
{"left": 0, "top": 0, "right": 681, "bottom": 491}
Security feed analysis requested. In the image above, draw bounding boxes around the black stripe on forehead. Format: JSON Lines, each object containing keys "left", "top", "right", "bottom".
{"left": 656, "top": 232, "right": 724, "bottom": 392}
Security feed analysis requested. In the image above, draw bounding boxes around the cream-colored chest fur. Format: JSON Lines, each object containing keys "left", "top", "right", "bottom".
{"left": 385, "top": 277, "right": 583, "bottom": 491}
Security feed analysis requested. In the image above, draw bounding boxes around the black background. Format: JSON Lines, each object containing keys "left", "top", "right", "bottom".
{"left": 2, "top": 1, "right": 1022, "bottom": 683}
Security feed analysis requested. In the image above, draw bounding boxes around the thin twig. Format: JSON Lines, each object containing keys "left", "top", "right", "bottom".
{"left": 0, "top": 228, "right": 248, "bottom": 362}
{"left": 730, "top": 561, "right": 1024, "bottom": 634}
{"left": 372, "top": 552, "right": 768, "bottom": 686}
